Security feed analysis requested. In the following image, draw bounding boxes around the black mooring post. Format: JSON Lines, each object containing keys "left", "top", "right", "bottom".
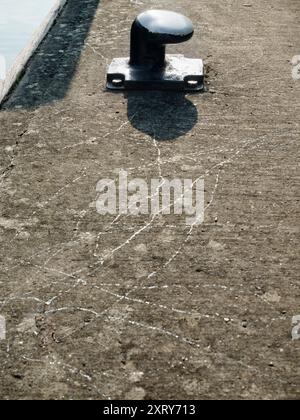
{"left": 106, "top": 10, "right": 204, "bottom": 91}
{"left": 129, "top": 11, "right": 194, "bottom": 69}
{"left": 130, "top": 20, "right": 166, "bottom": 68}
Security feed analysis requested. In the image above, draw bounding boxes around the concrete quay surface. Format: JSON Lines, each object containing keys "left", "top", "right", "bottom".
{"left": 0, "top": 0, "right": 299, "bottom": 399}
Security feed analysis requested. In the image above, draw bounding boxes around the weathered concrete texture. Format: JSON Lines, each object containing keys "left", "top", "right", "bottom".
{"left": 0, "top": 0, "right": 299, "bottom": 400}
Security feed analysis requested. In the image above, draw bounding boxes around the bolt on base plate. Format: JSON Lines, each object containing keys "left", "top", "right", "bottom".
{"left": 107, "top": 54, "right": 204, "bottom": 92}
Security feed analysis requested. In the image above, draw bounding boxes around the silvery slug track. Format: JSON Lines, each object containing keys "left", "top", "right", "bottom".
{"left": 0, "top": 0, "right": 299, "bottom": 400}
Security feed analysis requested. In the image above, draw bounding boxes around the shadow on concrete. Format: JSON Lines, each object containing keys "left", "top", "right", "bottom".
{"left": 126, "top": 91, "right": 198, "bottom": 141}
{"left": 2, "top": 0, "right": 100, "bottom": 110}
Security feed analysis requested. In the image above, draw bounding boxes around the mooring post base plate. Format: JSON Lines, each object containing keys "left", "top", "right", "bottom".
{"left": 106, "top": 54, "right": 204, "bottom": 92}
